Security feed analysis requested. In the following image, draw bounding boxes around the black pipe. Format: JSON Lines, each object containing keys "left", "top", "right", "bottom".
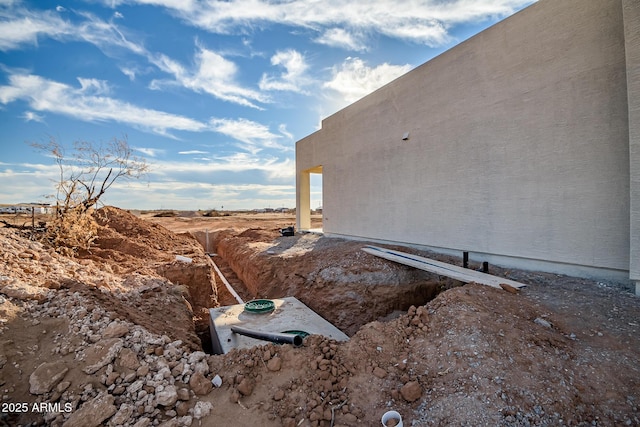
{"left": 482, "top": 261, "right": 489, "bottom": 273}
{"left": 230, "top": 326, "right": 303, "bottom": 347}
{"left": 463, "top": 251, "right": 469, "bottom": 269}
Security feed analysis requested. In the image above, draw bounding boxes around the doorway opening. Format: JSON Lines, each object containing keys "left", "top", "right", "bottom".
{"left": 299, "top": 165, "right": 323, "bottom": 232}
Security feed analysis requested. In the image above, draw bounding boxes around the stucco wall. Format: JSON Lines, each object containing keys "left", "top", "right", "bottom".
{"left": 296, "top": 0, "right": 633, "bottom": 280}
{"left": 623, "top": 0, "right": 640, "bottom": 286}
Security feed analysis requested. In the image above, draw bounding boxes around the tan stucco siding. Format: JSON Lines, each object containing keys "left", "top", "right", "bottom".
{"left": 623, "top": 0, "right": 640, "bottom": 282}
{"left": 297, "top": 0, "right": 633, "bottom": 278}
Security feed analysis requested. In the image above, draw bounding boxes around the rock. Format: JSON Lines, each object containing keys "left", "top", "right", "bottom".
{"left": 106, "top": 371, "right": 119, "bottom": 386}
{"left": 267, "top": 357, "right": 282, "bottom": 372}
{"left": 56, "top": 381, "right": 71, "bottom": 393}
{"left": 177, "top": 387, "right": 190, "bottom": 401}
{"left": 534, "top": 317, "right": 552, "bottom": 328}
{"left": 273, "top": 389, "right": 285, "bottom": 401}
{"left": 133, "top": 418, "right": 151, "bottom": 427}
{"left": 83, "top": 338, "right": 123, "bottom": 374}
{"left": 171, "top": 362, "right": 185, "bottom": 377}
{"left": 62, "top": 392, "right": 116, "bottom": 427}
{"left": 188, "top": 351, "right": 206, "bottom": 364}
{"left": 237, "top": 378, "right": 254, "bottom": 396}
{"left": 127, "top": 380, "right": 144, "bottom": 394}
{"left": 177, "top": 416, "right": 193, "bottom": 427}
{"left": 189, "top": 372, "right": 212, "bottom": 396}
{"left": 103, "top": 321, "right": 130, "bottom": 338}
{"left": 176, "top": 401, "right": 190, "bottom": 416}
{"left": 118, "top": 348, "right": 140, "bottom": 370}
{"left": 156, "top": 385, "right": 178, "bottom": 407}
{"left": 29, "top": 362, "right": 68, "bottom": 395}
{"left": 0, "top": 280, "right": 48, "bottom": 301}
{"left": 343, "top": 413, "right": 358, "bottom": 423}
{"left": 373, "top": 366, "right": 387, "bottom": 379}
{"left": 192, "top": 401, "right": 212, "bottom": 419}
{"left": 400, "top": 381, "right": 422, "bottom": 402}
{"left": 110, "top": 403, "right": 134, "bottom": 425}
{"left": 193, "top": 360, "right": 209, "bottom": 375}
{"left": 416, "top": 305, "right": 429, "bottom": 322}
{"left": 137, "top": 365, "right": 150, "bottom": 377}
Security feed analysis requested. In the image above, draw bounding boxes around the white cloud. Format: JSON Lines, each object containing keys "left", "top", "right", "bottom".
{"left": 21, "top": 111, "right": 45, "bottom": 123}
{"left": 259, "top": 49, "right": 311, "bottom": 93}
{"left": 0, "top": 8, "right": 69, "bottom": 51}
{"left": 102, "top": 0, "right": 535, "bottom": 49}
{"left": 0, "top": 6, "right": 145, "bottom": 54}
{"left": 208, "top": 117, "right": 293, "bottom": 153}
{"left": 324, "top": 57, "right": 412, "bottom": 103}
{"left": 150, "top": 153, "right": 294, "bottom": 182}
{"left": 315, "top": 28, "right": 368, "bottom": 52}
{"left": 150, "top": 46, "right": 268, "bottom": 109}
{"left": 114, "top": 11, "right": 124, "bottom": 19}
{"left": 0, "top": 73, "right": 209, "bottom": 136}
{"left": 278, "top": 124, "right": 293, "bottom": 140}
{"left": 134, "top": 147, "right": 164, "bottom": 157}
{"left": 77, "top": 77, "right": 111, "bottom": 95}
{"left": 0, "top": 73, "right": 289, "bottom": 144}
{"left": 178, "top": 150, "right": 208, "bottom": 155}
{"left": 120, "top": 67, "right": 136, "bottom": 80}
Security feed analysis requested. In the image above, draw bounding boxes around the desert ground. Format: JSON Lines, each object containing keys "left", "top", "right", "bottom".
{"left": 1, "top": 207, "right": 639, "bottom": 426}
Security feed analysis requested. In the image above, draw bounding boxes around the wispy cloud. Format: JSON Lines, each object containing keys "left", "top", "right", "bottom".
{"left": 103, "top": 0, "right": 535, "bottom": 49}
{"left": 324, "top": 57, "right": 412, "bottom": 104}
{"left": 178, "top": 150, "right": 208, "bottom": 155}
{"left": 208, "top": 117, "right": 292, "bottom": 154}
{"left": 315, "top": 28, "right": 368, "bottom": 52}
{"left": 21, "top": 110, "right": 45, "bottom": 123}
{"left": 157, "top": 153, "right": 293, "bottom": 177}
{"left": 0, "top": 5, "right": 266, "bottom": 109}
{"left": 149, "top": 45, "right": 268, "bottom": 109}
{"left": 259, "top": 49, "right": 311, "bottom": 93}
{"left": 77, "top": 77, "right": 111, "bottom": 95}
{"left": 0, "top": 6, "right": 145, "bottom": 54}
{"left": 134, "top": 147, "right": 165, "bottom": 157}
{"left": 0, "top": 73, "right": 209, "bottom": 136}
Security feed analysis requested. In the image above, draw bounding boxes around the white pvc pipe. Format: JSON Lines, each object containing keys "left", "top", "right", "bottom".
{"left": 209, "top": 257, "right": 244, "bottom": 304}
{"left": 381, "top": 411, "right": 403, "bottom": 427}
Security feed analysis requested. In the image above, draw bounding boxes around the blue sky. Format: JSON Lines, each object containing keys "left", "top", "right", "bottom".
{"left": 0, "top": 0, "right": 535, "bottom": 210}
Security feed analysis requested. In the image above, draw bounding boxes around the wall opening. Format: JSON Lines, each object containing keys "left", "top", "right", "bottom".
{"left": 299, "top": 165, "right": 322, "bottom": 231}
{"left": 310, "top": 171, "right": 323, "bottom": 232}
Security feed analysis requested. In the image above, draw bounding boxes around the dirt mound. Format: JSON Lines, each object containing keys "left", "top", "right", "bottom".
{"left": 1, "top": 210, "right": 639, "bottom": 426}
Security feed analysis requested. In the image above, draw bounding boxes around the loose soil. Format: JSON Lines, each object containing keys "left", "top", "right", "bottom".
{"left": 0, "top": 208, "right": 638, "bottom": 426}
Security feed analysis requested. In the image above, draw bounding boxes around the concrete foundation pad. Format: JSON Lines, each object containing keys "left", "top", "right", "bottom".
{"left": 209, "top": 297, "right": 349, "bottom": 354}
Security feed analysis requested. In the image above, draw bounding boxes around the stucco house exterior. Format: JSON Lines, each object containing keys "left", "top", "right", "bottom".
{"left": 295, "top": 0, "right": 640, "bottom": 294}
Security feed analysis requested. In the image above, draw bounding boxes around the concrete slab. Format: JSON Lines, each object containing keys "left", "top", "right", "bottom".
{"left": 209, "top": 297, "right": 349, "bottom": 354}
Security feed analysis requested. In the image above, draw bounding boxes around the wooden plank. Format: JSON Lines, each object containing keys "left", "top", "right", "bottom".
{"left": 362, "top": 245, "right": 527, "bottom": 290}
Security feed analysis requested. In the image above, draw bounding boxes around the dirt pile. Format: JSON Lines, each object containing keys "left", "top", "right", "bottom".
{"left": 1, "top": 209, "right": 639, "bottom": 426}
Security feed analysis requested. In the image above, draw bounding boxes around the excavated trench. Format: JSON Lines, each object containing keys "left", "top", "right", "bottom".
{"left": 188, "top": 229, "right": 450, "bottom": 351}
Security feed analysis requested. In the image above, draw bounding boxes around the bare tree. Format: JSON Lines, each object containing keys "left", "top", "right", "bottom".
{"left": 31, "top": 136, "right": 149, "bottom": 252}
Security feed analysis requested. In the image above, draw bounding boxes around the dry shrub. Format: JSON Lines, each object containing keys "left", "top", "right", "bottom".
{"left": 45, "top": 207, "right": 98, "bottom": 255}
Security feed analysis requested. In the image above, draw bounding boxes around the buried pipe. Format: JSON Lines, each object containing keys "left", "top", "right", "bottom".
{"left": 207, "top": 256, "right": 244, "bottom": 304}
{"left": 230, "top": 325, "right": 303, "bottom": 347}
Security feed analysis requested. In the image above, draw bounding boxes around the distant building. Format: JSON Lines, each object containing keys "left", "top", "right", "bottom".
{"left": 296, "top": 0, "right": 640, "bottom": 294}
{"left": 0, "top": 204, "right": 53, "bottom": 214}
